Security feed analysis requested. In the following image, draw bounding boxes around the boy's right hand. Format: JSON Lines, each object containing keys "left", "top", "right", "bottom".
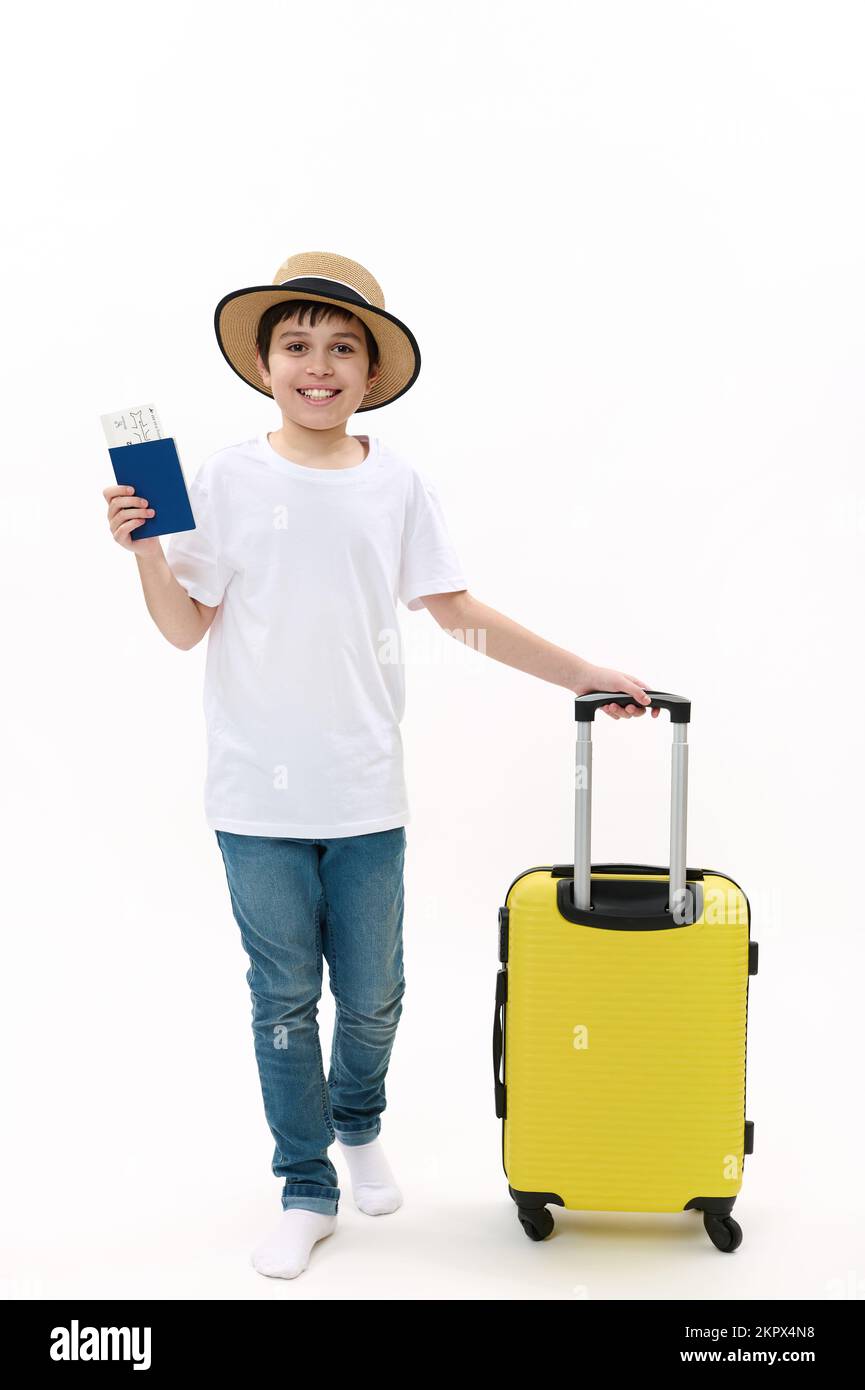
{"left": 104, "top": 484, "right": 161, "bottom": 557}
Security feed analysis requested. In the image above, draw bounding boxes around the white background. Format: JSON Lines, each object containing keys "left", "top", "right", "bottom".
{"left": 2, "top": 0, "right": 863, "bottom": 1302}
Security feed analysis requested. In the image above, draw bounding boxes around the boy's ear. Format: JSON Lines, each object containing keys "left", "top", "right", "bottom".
{"left": 254, "top": 346, "right": 270, "bottom": 385}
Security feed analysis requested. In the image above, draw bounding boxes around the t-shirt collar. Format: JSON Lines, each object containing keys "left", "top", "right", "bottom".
{"left": 258, "top": 432, "right": 378, "bottom": 483}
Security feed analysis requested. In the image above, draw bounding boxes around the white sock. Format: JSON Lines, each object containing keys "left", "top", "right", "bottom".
{"left": 336, "top": 1135, "right": 403, "bottom": 1215}
{"left": 251, "top": 1208, "right": 337, "bottom": 1279}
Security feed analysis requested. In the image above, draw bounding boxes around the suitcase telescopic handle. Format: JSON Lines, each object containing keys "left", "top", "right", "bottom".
{"left": 573, "top": 690, "right": 691, "bottom": 921}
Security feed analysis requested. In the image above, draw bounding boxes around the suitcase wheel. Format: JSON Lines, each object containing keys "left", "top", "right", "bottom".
{"left": 517, "top": 1205, "right": 555, "bottom": 1241}
{"left": 703, "top": 1212, "right": 743, "bottom": 1252}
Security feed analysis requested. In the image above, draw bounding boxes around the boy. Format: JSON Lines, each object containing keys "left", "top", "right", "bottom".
{"left": 104, "top": 250, "right": 658, "bottom": 1280}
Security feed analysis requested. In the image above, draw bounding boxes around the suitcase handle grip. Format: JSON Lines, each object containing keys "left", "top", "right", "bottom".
{"left": 574, "top": 690, "right": 690, "bottom": 723}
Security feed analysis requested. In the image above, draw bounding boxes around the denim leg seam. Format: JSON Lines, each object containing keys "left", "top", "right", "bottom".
{"left": 315, "top": 888, "right": 336, "bottom": 1142}
{"left": 327, "top": 901, "right": 341, "bottom": 1095}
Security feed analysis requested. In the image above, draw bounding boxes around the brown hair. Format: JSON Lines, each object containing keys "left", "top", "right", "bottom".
{"left": 256, "top": 299, "right": 380, "bottom": 375}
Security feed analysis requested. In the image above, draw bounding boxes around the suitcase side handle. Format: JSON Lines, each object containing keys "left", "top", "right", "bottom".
{"left": 493, "top": 969, "right": 507, "bottom": 1119}
{"left": 573, "top": 690, "right": 691, "bottom": 723}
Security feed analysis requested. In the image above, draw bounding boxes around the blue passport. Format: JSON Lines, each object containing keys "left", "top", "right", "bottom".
{"left": 108, "top": 437, "right": 196, "bottom": 541}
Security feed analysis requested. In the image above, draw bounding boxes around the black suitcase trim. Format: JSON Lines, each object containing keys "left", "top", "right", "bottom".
{"left": 683, "top": 1196, "right": 737, "bottom": 1215}
{"left": 555, "top": 874, "right": 705, "bottom": 929}
{"left": 504, "top": 862, "right": 749, "bottom": 923}
{"left": 509, "top": 1186, "right": 565, "bottom": 1208}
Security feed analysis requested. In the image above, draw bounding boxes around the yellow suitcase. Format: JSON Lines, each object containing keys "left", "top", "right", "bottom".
{"left": 493, "top": 692, "right": 757, "bottom": 1251}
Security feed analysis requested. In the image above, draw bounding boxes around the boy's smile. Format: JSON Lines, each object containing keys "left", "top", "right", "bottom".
{"left": 296, "top": 386, "right": 342, "bottom": 406}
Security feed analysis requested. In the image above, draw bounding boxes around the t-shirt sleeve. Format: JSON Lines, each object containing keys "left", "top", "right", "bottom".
{"left": 398, "top": 468, "right": 468, "bottom": 612}
{"left": 165, "top": 465, "right": 233, "bottom": 608}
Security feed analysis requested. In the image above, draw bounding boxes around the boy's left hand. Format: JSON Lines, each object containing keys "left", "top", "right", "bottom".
{"left": 572, "top": 664, "right": 661, "bottom": 720}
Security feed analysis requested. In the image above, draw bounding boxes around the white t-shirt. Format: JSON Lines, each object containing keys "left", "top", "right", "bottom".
{"left": 165, "top": 432, "right": 468, "bottom": 838}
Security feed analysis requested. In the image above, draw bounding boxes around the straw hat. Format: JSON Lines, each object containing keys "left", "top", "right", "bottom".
{"left": 214, "top": 250, "right": 421, "bottom": 411}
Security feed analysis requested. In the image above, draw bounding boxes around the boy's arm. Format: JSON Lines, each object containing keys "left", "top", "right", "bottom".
{"left": 136, "top": 549, "right": 218, "bottom": 650}
{"left": 420, "top": 590, "right": 659, "bottom": 719}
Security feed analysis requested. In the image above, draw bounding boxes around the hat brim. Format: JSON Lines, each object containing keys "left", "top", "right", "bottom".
{"left": 214, "top": 286, "right": 421, "bottom": 411}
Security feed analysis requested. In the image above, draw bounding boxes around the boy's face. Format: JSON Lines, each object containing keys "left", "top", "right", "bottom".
{"left": 254, "top": 307, "right": 381, "bottom": 429}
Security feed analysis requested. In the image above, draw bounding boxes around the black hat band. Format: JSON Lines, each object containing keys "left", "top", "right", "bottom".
{"left": 278, "top": 275, "right": 372, "bottom": 308}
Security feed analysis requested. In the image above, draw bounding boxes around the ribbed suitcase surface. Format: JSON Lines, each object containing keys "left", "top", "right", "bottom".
{"left": 500, "top": 868, "right": 751, "bottom": 1213}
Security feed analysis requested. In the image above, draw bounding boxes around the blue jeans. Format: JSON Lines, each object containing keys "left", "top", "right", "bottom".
{"left": 215, "top": 826, "right": 406, "bottom": 1215}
